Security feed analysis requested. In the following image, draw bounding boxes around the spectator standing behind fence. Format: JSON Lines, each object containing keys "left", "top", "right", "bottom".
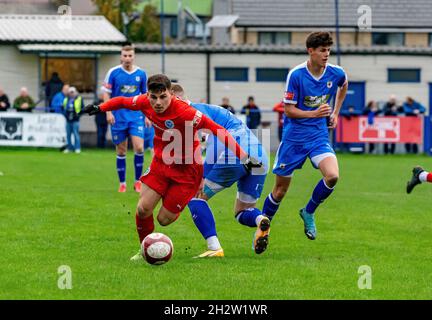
{"left": 13, "top": 87, "right": 35, "bottom": 112}
{"left": 241, "top": 96, "right": 261, "bottom": 129}
{"left": 383, "top": 95, "right": 399, "bottom": 154}
{"left": 403, "top": 96, "right": 425, "bottom": 154}
{"left": 50, "top": 84, "right": 69, "bottom": 113}
{"left": 363, "top": 100, "right": 381, "bottom": 154}
{"left": 220, "top": 97, "right": 236, "bottom": 114}
{"left": 62, "top": 87, "right": 84, "bottom": 154}
{"left": 0, "top": 87, "right": 10, "bottom": 112}
{"left": 273, "top": 100, "right": 285, "bottom": 142}
{"left": 94, "top": 89, "right": 108, "bottom": 148}
{"left": 45, "top": 72, "right": 63, "bottom": 109}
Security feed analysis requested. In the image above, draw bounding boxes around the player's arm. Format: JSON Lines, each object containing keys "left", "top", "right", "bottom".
{"left": 83, "top": 95, "right": 148, "bottom": 114}
{"left": 102, "top": 73, "right": 115, "bottom": 124}
{"left": 328, "top": 79, "right": 348, "bottom": 128}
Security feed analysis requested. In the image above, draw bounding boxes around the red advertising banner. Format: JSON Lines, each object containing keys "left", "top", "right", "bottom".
{"left": 336, "top": 116, "right": 423, "bottom": 143}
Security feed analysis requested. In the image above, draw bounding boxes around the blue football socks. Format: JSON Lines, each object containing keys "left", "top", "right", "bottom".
{"left": 116, "top": 155, "right": 126, "bottom": 184}
{"left": 188, "top": 198, "right": 217, "bottom": 240}
{"left": 236, "top": 207, "right": 263, "bottom": 227}
{"left": 305, "top": 179, "right": 334, "bottom": 214}
{"left": 134, "top": 152, "right": 144, "bottom": 181}
{"left": 262, "top": 193, "right": 281, "bottom": 221}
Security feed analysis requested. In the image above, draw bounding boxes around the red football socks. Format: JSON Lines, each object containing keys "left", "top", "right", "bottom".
{"left": 135, "top": 213, "right": 154, "bottom": 244}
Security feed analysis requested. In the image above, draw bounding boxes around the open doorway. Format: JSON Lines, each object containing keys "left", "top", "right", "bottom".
{"left": 40, "top": 56, "right": 96, "bottom": 107}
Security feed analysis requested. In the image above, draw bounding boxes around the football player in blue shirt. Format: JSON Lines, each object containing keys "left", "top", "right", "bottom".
{"left": 262, "top": 31, "right": 348, "bottom": 240}
{"left": 102, "top": 44, "right": 149, "bottom": 193}
{"left": 171, "top": 84, "right": 270, "bottom": 257}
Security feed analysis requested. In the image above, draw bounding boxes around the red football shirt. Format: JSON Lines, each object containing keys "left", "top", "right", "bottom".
{"left": 100, "top": 95, "right": 247, "bottom": 165}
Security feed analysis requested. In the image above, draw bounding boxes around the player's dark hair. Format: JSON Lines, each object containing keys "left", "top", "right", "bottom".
{"left": 306, "top": 31, "right": 333, "bottom": 49}
{"left": 147, "top": 74, "right": 171, "bottom": 93}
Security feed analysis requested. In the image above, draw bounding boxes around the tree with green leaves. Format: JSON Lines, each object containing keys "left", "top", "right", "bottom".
{"left": 92, "top": 1, "right": 161, "bottom": 43}
{"left": 92, "top": 0, "right": 137, "bottom": 34}
{"left": 129, "top": 4, "right": 161, "bottom": 43}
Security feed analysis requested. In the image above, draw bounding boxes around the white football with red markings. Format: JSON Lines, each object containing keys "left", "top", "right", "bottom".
{"left": 141, "top": 233, "right": 173, "bottom": 265}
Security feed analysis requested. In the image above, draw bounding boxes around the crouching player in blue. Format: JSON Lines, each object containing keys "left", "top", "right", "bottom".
{"left": 143, "top": 124, "right": 155, "bottom": 157}
{"left": 171, "top": 84, "right": 270, "bottom": 257}
{"left": 262, "top": 31, "right": 348, "bottom": 240}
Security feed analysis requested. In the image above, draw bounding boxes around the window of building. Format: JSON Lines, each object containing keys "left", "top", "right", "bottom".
{"left": 388, "top": 68, "right": 421, "bottom": 83}
{"left": 275, "top": 32, "right": 291, "bottom": 45}
{"left": 186, "top": 21, "right": 210, "bottom": 38}
{"left": 258, "top": 32, "right": 273, "bottom": 45}
{"left": 372, "top": 33, "right": 405, "bottom": 46}
{"left": 170, "top": 18, "right": 178, "bottom": 38}
{"left": 41, "top": 57, "right": 95, "bottom": 93}
{"left": 215, "top": 67, "right": 248, "bottom": 82}
{"left": 256, "top": 68, "right": 289, "bottom": 82}
{"left": 258, "top": 32, "right": 291, "bottom": 45}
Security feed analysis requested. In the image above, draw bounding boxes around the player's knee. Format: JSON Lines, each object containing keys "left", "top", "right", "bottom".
{"left": 325, "top": 174, "right": 339, "bottom": 188}
{"left": 134, "top": 146, "right": 144, "bottom": 154}
{"left": 137, "top": 203, "right": 152, "bottom": 218}
{"left": 116, "top": 143, "right": 127, "bottom": 156}
{"left": 157, "top": 214, "right": 174, "bottom": 226}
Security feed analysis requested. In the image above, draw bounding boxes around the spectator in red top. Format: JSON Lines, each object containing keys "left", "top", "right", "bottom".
{"left": 273, "top": 101, "right": 285, "bottom": 142}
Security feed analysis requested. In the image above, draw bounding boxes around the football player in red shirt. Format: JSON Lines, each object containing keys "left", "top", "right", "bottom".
{"left": 84, "top": 74, "right": 261, "bottom": 260}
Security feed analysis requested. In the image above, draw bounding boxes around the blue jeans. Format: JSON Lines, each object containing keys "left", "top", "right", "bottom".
{"left": 66, "top": 121, "right": 80, "bottom": 151}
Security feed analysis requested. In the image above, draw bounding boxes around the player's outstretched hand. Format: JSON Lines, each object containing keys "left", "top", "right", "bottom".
{"left": 243, "top": 156, "right": 263, "bottom": 172}
{"left": 83, "top": 104, "right": 101, "bottom": 116}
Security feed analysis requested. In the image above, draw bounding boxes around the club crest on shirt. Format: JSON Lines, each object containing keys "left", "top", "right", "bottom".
{"left": 327, "top": 81, "right": 333, "bottom": 88}
{"left": 165, "top": 120, "right": 175, "bottom": 129}
{"left": 136, "top": 76, "right": 141, "bottom": 82}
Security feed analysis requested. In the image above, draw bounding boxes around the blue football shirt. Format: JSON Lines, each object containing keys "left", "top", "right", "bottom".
{"left": 283, "top": 61, "right": 347, "bottom": 143}
{"left": 103, "top": 65, "right": 147, "bottom": 123}
{"left": 190, "top": 103, "right": 267, "bottom": 167}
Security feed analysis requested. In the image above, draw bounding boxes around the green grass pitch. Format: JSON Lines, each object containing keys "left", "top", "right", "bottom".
{"left": 1, "top": 148, "right": 431, "bottom": 299}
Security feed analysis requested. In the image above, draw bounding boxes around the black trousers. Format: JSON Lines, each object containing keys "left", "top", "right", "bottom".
{"left": 96, "top": 123, "right": 108, "bottom": 148}
{"left": 384, "top": 143, "right": 396, "bottom": 154}
{"left": 405, "top": 143, "right": 418, "bottom": 154}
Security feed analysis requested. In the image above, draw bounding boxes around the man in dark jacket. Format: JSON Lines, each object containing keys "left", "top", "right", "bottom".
{"left": 241, "top": 96, "right": 261, "bottom": 129}
{"left": 94, "top": 90, "right": 108, "bottom": 148}
{"left": 0, "top": 87, "right": 10, "bottom": 112}
{"left": 403, "top": 96, "right": 425, "bottom": 154}
{"left": 383, "top": 95, "right": 399, "bottom": 154}
{"left": 45, "top": 72, "right": 64, "bottom": 109}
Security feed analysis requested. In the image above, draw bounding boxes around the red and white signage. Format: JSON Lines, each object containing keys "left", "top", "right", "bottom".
{"left": 337, "top": 116, "right": 423, "bottom": 143}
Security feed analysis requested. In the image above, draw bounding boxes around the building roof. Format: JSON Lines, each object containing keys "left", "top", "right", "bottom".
{"left": 207, "top": 15, "right": 239, "bottom": 28}
{"left": 18, "top": 44, "right": 123, "bottom": 54}
{"left": 0, "top": 14, "right": 127, "bottom": 44}
{"left": 232, "top": 0, "right": 432, "bottom": 28}
{"left": 134, "top": 43, "right": 432, "bottom": 55}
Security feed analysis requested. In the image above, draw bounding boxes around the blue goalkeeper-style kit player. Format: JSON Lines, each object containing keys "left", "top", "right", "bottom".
{"left": 262, "top": 49, "right": 348, "bottom": 241}
{"left": 185, "top": 102, "right": 271, "bottom": 257}
{"left": 103, "top": 62, "right": 147, "bottom": 193}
